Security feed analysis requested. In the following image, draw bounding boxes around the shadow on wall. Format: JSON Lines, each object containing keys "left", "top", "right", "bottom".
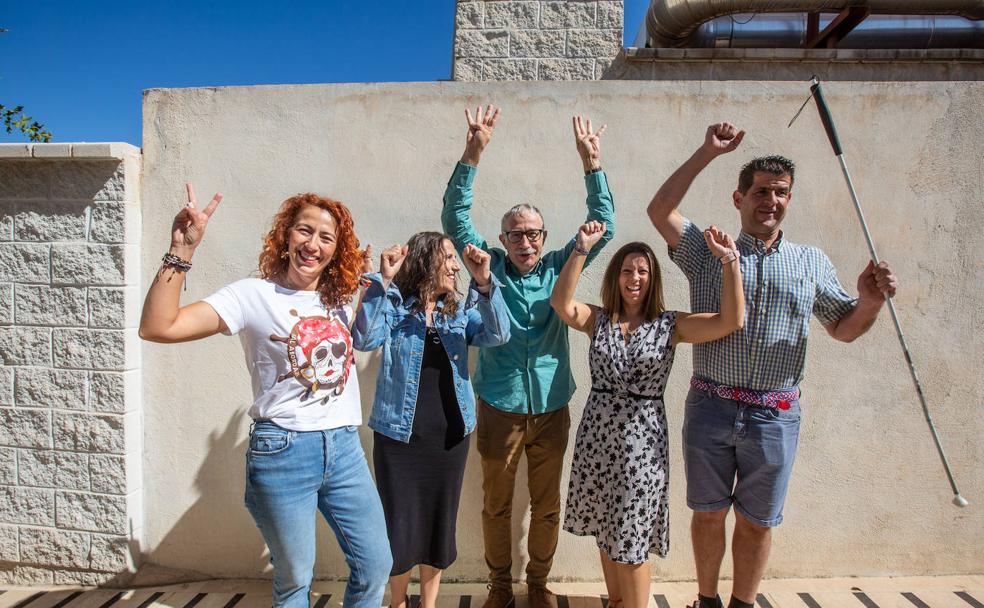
{"left": 139, "top": 339, "right": 539, "bottom": 584}
{"left": 140, "top": 414, "right": 268, "bottom": 583}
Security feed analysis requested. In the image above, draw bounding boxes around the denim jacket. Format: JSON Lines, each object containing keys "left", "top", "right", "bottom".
{"left": 352, "top": 272, "right": 511, "bottom": 443}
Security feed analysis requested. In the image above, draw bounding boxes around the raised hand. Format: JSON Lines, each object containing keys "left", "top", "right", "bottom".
{"left": 703, "top": 225, "right": 737, "bottom": 260}
{"left": 379, "top": 244, "right": 409, "bottom": 282}
{"left": 573, "top": 115, "right": 606, "bottom": 173}
{"left": 461, "top": 244, "right": 492, "bottom": 287}
{"left": 857, "top": 260, "right": 898, "bottom": 302}
{"left": 361, "top": 245, "right": 374, "bottom": 274}
{"left": 702, "top": 122, "right": 745, "bottom": 157}
{"left": 575, "top": 221, "right": 606, "bottom": 253}
{"left": 171, "top": 182, "right": 222, "bottom": 255}
{"left": 461, "top": 104, "right": 501, "bottom": 166}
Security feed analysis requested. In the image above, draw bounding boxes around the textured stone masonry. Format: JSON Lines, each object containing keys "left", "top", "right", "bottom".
{"left": 0, "top": 450, "right": 15, "bottom": 485}
{"left": 453, "top": 0, "right": 624, "bottom": 81}
{"left": 0, "top": 143, "right": 142, "bottom": 583}
{"left": 14, "top": 368, "right": 88, "bottom": 409}
{"left": 0, "top": 366, "right": 12, "bottom": 405}
{"left": 0, "top": 284, "right": 11, "bottom": 325}
{"left": 89, "top": 371, "right": 135, "bottom": 414}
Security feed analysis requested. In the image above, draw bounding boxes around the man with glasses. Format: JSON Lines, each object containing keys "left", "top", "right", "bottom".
{"left": 442, "top": 106, "right": 615, "bottom": 608}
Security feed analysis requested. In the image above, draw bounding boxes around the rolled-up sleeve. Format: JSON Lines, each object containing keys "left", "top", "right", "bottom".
{"left": 669, "top": 217, "right": 711, "bottom": 280}
{"left": 813, "top": 253, "right": 858, "bottom": 326}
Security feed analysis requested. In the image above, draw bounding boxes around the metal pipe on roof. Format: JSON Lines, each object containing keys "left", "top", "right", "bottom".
{"left": 645, "top": 0, "right": 984, "bottom": 47}
{"left": 690, "top": 13, "right": 984, "bottom": 47}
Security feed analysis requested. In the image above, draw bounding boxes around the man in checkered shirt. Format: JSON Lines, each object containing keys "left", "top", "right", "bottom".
{"left": 647, "top": 123, "right": 898, "bottom": 608}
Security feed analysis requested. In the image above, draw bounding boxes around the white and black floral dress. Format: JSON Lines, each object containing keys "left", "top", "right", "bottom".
{"left": 563, "top": 309, "right": 677, "bottom": 564}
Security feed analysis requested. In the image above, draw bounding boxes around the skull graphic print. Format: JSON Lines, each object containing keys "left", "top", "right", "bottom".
{"left": 270, "top": 309, "right": 353, "bottom": 405}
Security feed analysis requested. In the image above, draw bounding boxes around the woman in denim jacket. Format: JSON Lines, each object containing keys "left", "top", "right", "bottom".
{"left": 353, "top": 232, "right": 510, "bottom": 608}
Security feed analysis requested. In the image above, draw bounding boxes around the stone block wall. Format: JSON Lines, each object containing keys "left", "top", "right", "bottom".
{"left": 0, "top": 143, "right": 142, "bottom": 585}
{"left": 453, "top": 0, "right": 624, "bottom": 81}
{"left": 452, "top": 2, "right": 984, "bottom": 82}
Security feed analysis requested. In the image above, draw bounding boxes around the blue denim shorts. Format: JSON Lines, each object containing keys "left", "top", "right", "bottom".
{"left": 681, "top": 387, "right": 801, "bottom": 527}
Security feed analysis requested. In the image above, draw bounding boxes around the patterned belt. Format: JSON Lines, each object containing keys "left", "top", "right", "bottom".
{"left": 690, "top": 377, "right": 799, "bottom": 410}
{"left": 591, "top": 386, "right": 663, "bottom": 402}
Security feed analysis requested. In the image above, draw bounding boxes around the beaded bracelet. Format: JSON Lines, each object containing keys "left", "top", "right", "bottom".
{"left": 162, "top": 252, "right": 192, "bottom": 272}
{"left": 162, "top": 252, "right": 192, "bottom": 291}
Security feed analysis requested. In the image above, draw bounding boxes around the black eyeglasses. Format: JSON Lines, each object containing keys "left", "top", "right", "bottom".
{"left": 503, "top": 229, "right": 545, "bottom": 243}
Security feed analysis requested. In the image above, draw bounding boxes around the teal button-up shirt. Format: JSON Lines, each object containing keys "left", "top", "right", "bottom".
{"left": 441, "top": 162, "right": 616, "bottom": 414}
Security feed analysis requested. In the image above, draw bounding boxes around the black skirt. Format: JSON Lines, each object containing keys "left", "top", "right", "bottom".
{"left": 374, "top": 326, "right": 470, "bottom": 574}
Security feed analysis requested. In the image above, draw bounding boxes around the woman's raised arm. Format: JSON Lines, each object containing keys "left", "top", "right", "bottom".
{"left": 139, "top": 183, "right": 228, "bottom": 343}
{"left": 549, "top": 221, "right": 605, "bottom": 335}
{"left": 674, "top": 226, "right": 745, "bottom": 345}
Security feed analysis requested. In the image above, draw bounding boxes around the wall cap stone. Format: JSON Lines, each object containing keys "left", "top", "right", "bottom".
{"left": 0, "top": 143, "right": 141, "bottom": 161}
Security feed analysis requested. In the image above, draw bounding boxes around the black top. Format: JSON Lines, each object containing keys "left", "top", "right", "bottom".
{"left": 411, "top": 326, "right": 465, "bottom": 448}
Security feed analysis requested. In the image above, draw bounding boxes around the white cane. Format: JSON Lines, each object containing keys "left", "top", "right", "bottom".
{"left": 790, "top": 76, "right": 968, "bottom": 508}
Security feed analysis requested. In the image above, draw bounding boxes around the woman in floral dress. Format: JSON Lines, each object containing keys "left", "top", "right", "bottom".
{"left": 550, "top": 221, "right": 744, "bottom": 608}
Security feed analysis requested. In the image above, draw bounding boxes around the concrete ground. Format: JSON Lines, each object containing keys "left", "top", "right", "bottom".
{"left": 1, "top": 576, "right": 982, "bottom": 608}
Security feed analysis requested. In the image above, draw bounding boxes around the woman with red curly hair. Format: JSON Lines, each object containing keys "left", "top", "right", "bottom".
{"left": 140, "top": 185, "right": 392, "bottom": 608}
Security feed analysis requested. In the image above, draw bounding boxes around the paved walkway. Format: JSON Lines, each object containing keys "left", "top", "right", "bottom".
{"left": 1, "top": 576, "right": 981, "bottom": 608}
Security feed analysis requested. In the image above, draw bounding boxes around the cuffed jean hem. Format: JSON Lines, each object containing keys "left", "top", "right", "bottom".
{"left": 686, "top": 497, "right": 734, "bottom": 512}
{"left": 734, "top": 499, "right": 784, "bottom": 528}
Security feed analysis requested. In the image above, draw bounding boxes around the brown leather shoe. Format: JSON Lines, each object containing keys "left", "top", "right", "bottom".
{"left": 527, "top": 585, "right": 555, "bottom": 608}
{"left": 482, "top": 585, "right": 515, "bottom": 608}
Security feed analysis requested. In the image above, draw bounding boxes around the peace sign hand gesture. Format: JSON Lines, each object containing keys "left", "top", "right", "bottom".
{"left": 461, "top": 104, "right": 501, "bottom": 166}
{"left": 573, "top": 116, "right": 606, "bottom": 173}
{"left": 171, "top": 182, "right": 222, "bottom": 256}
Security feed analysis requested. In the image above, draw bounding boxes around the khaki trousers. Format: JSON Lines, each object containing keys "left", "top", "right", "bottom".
{"left": 476, "top": 398, "right": 571, "bottom": 588}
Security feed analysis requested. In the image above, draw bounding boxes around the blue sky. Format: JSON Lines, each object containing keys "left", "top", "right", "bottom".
{"left": 2, "top": 1, "right": 647, "bottom": 146}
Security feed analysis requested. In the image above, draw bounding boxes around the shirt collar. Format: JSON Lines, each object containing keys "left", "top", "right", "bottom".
{"left": 403, "top": 294, "right": 447, "bottom": 314}
{"left": 738, "top": 230, "right": 785, "bottom": 254}
{"left": 505, "top": 255, "right": 543, "bottom": 277}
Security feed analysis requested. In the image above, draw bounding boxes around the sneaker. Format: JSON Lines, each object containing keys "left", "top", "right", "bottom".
{"left": 527, "top": 585, "right": 555, "bottom": 608}
{"left": 482, "top": 585, "right": 515, "bottom": 608}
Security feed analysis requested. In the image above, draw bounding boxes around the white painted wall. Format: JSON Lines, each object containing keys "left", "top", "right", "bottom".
{"left": 140, "top": 81, "right": 983, "bottom": 582}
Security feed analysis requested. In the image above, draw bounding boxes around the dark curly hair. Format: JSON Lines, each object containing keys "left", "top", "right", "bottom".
{"left": 393, "top": 232, "right": 460, "bottom": 318}
{"left": 257, "top": 194, "right": 362, "bottom": 309}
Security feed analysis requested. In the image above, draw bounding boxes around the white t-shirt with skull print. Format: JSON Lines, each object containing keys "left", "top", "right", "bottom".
{"left": 204, "top": 278, "right": 362, "bottom": 431}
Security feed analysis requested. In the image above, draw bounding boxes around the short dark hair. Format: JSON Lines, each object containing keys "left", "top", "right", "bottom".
{"left": 738, "top": 155, "right": 795, "bottom": 194}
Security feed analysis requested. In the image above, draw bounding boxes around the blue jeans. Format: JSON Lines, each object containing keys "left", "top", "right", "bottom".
{"left": 682, "top": 387, "right": 801, "bottom": 527}
{"left": 245, "top": 421, "right": 393, "bottom": 607}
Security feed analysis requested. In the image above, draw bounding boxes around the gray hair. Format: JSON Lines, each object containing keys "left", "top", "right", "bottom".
{"left": 500, "top": 204, "right": 545, "bottom": 233}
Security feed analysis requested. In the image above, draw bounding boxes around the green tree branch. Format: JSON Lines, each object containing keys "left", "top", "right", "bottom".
{"left": 1, "top": 27, "right": 52, "bottom": 142}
